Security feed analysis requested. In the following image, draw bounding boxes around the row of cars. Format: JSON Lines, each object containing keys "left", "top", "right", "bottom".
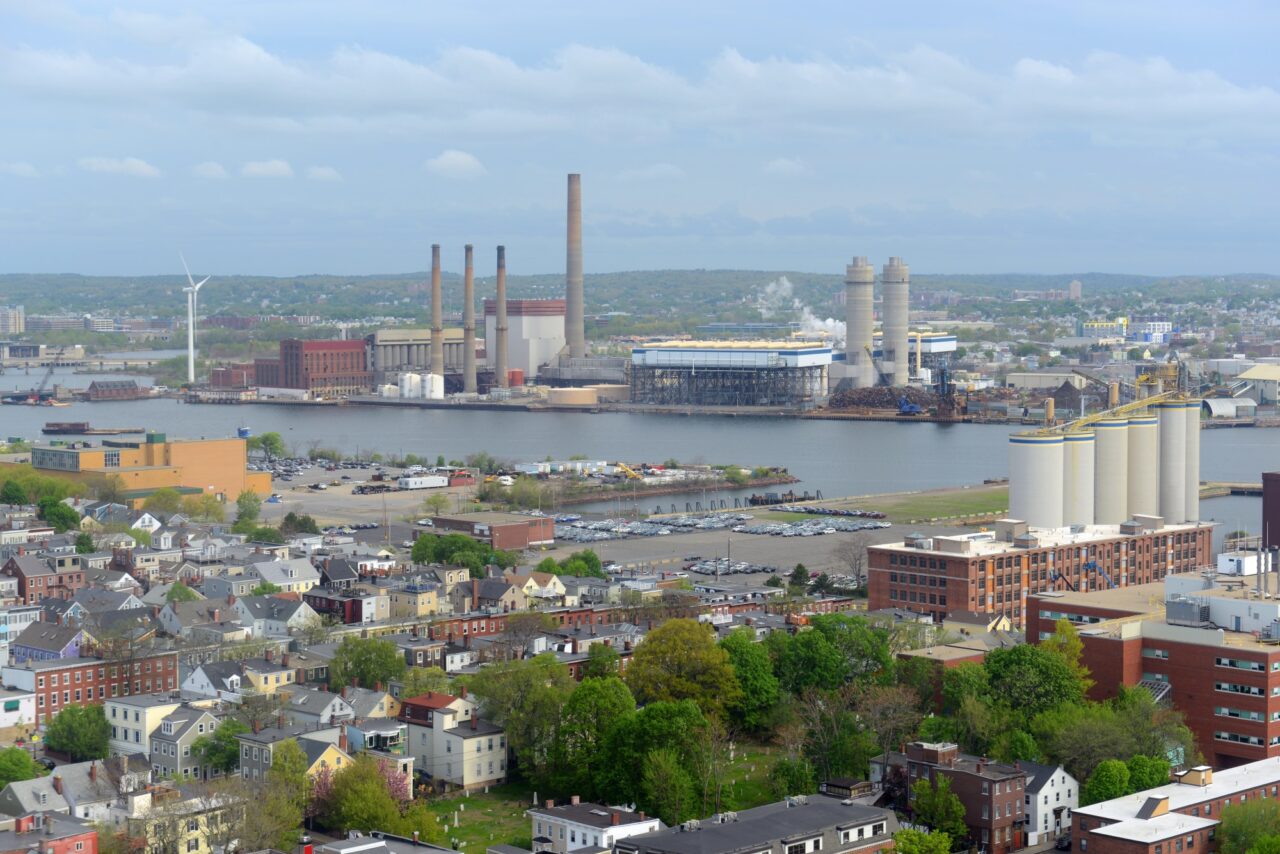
{"left": 732, "top": 518, "right": 891, "bottom": 537}
{"left": 684, "top": 557, "right": 778, "bottom": 575}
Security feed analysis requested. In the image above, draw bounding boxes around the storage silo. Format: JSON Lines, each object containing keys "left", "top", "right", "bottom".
{"left": 1184, "top": 400, "right": 1202, "bottom": 522}
{"left": 1093, "top": 418, "right": 1129, "bottom": 524}
{"left": 1009, "top": 434, "right": 1065, "bottom": 528}
{"left": 1127, "top": 415, "right": 1159, "bottom": 518}
{"left": 1063, "top": 432, "right": 1095, "bottom": 526}
{"left": 423, "top": 373, "right": 445, "bottom": 400}
{"left": 399, "top": 372, "right": 423, "bottom": 399}
{"left": 1157, "top": 402, "right": 1187, "bottom": 523}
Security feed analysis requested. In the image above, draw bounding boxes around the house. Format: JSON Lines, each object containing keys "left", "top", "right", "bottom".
{"left": 527, "top": 798, "right": 662, "bottom": 854}
{"left": 254, "top": 557, "right": 321, "bottom": 594}
{"left": 504, "top": 571, "right": 568, "bottom": 606}
{"left": 1, "top": 652, "right": 179, "bottom": 726}
{"left": 148, "top": 706, "right": 223, "bottom": 781}
{"left": 558, "top": 575, "right": 617, "bottom": 605}
{"left": 1022, "top": 760, "right": 1078, "bottom": 845}
{"left": 235, "top": 723, "right": 349, "bottom": 782}
{"left": 320, "top": 558, "right": 361, "bottom": 590}
{"left": 123, "top": 782, "right": 242, "bottom": 854}
{"left": 0, "top": 813, "right": 99, "bottom": 854}
{"left": 0, "top": 756, "right": 150, "bottom": 822}
{"left": 399, "top": 690, "right": 505, "bottom": 792}
{"left": 0, "top": 687, "right": 36, "bottom": 730}
{"left": 443, "top": 642, "right": 479, "bottom": 674}
{"left": 1, "top": 555, "right": 86, "bottom": 605}
{"left": 240, "top": 654, "right": 296, "bottom": 695}
{"left": 232, "top": 594, "right": 318, "bottom": 637}
{"left": 614, "top": 797, "right": 896, "bottom": 854}
{"left": 180, "top": 661, "right": 246, "bottom": 702}
{"left": 282, "top": 648, "right": 329, "bottom": 686}
{"left": 387, "top": 582, "right": 441, "bottom": 619}
{"left": 106, "top": 694, "right": 184, "bottom": 757}
{"left": 140, "top": 583, "right": 204, "bottom": 607}
{"left": 158, "top": 600, "right": 240, "bottom": 638}
{"left": 11, "top": 622, "right": 86, "bottom": 663}
{"left": 344, "top": 718, "right": 413, "bottom": 780}
{"left": 71, "top": 589, "right": 145, "bottom": 616}
{"left": 449, "top": 579, "right": 525, "bottom": 614}
{"left": 0, "top": 604, "right": 42, "bottom": 653}
{"left": 302, "top": 587, "right": 387, "bottom": 625}
{"left": 280, "top": 686, "right": 355, "bottom": 726}
{"left": 386, "top": 630, "right": 445, "bottom": 670}
{"left": 345, "top": 685, "right": 399, "bottom": 720}
{"left": 430, "top": 566, "right": 470, "bottom": 592}
{"left": 197, "top": 572, "right": 262, "bottom": 602}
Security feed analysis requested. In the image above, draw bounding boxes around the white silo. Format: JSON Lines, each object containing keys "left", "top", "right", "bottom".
{"left": 399, "top": 372, "right": 423, "bottom": 399}
{"left": 379, "top": 383, "right": 400, "bottom": 398}
{"left": 1063, "top": 432, "right": 1095, "bottom": 526}
{"left": 1157, "top": 402, "right": 1187, "bottom": 523}
{"left": 1009, "top": 434, "right": 1065, "bottom": 528}
{"left": 425, "top": 373, "right": 445, "bottom": 400}
{"left": 1093, "top": 419, "right": 1129, "bottom": 524}
{"left": 1184, "top": 400, "right": 1201, "bottom": 522}
{"left": 1126, "top": 415, "right": 1159, "bottom": 518}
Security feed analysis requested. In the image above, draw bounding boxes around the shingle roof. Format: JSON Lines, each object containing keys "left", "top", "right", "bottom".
{"left": 14, "top": 622, "right": 82, "bottom": 653}
{"left": 1022, "top": 760, "right": 1068, "bottom": 795}
{"left": 237, "top": 594, "right": 305, "bottom": 621}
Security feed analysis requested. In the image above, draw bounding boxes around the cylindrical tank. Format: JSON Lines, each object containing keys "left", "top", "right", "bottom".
{"left": 1184, "top": 400, "right": 1201, "bottom": 522}
{"left": 1127, "top": 415, "right": 1159, "bottom": 518}
{"left": 508, "top": 369, "right": 525, "bottom": 387}
{"left": 1045, "top": 398, "right": 1056, "bottom": 425}
{"left": 399, "top": 373, "right": 422, "bottom": 399}
{"left": 423, "top": 373, "right": 445, "bottom": 400}
{"left": 1108, "top": 382, "right": 1120, "bottom": 408}
{"left": 548, "top": 387, "right": 599, "bottom": 406}
{"left": 587, "top": 384, "right": 630, "bottom": 403}
{"left": 1157, "top": 402, "right": 1187, "bottom": 523}
{"left": 237, "top": 426, "right": 252, "bottom": 439}
{"left": 882, "top": 257, "right": 909, "bottom": 386}
{"left": 379, "top": 383, "right": 400, "bottom": 398}
{"left": 1063, "top": 432, "right": 1095, "bottom": 526}
{"left": 845, "top": 257, "right": 875, "bottom": 388}
{"left": 1009, "top": 434, "right": 1065, "bottom": 528}
{"left": 1093, "top": 419, "right": 1129, "bottom": 524}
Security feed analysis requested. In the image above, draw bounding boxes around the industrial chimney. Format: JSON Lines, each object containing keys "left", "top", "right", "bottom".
{"left": 882, "top": 257, "right": 910, "bottom": 386}
{"left": 844, "top": 257, "right": 875, "bottom": 388}
{"left": 565, "top": 173, "right": 586, "bottom": 359}
{"left": 430, "top": 243, "right": 444, "bottom": 377}
{"left": 463, "top": 244, "right": 477, "bottom": 394}
{"left": 495, "top": 246, "right": 509, "bottom": 388}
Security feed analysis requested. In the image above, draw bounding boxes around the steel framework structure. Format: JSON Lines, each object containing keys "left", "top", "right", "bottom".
{"left": 630, "top": 363, "right": 825, "bottom": 407}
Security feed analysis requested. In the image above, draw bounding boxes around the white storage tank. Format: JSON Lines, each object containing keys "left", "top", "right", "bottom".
{"left": 1063, "top": 432, "right": 1095, "bottom": 526}
{"left": 1157, "top": 402, "right": 1187, "bottom": 523}
{"left": 1126, "top": 415, "right": 1159, "bottom": 518}
{"left": 399, "top": 372, "right": 423, "bottom": 399}
{"left": 423, "top": 373, "right": 445, "bottom": 400}
{"left": 1009, "top": 434, "right": 1065, "bottom": 528}
{"left": 1093, "top": 419, "right": 1129, "bottom": 524}
{"left": 379, "top": 383, "right": 400, "bottom": 398}
{"left": 1184, "top": 400, "right": 1201, "bottom": 522}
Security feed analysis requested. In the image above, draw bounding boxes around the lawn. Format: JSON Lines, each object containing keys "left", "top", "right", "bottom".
{"left": 841, "top": 485, "right": 1009, "bottom": 523}
{"left": 719, "top": 740, "right": 781, "bottom": 810}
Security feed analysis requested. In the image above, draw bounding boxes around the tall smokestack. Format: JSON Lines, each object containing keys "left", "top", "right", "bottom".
{"left": 566, "top": 173, "right": 586, "bottom": 359}
{"left": 882, "top": 257, "right": 910, "bottom": 386}
{"left": 495, "top": 246, "right": 509, "bottom": 388}
{"left": 430, "top": 244, "right": 444, "bottom": 377}
{"left": 845, "top": 257, "right": 875, "bottom": 388}
{"left": 463, "top": 244, "right": 477, "bottom": 394}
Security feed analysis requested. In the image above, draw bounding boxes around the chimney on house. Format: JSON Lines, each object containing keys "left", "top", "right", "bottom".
{"left": 253, "top": 719, "right": 261, "bottom": 734}
{"left": 227, "top": 594, "right": 235, "bottom": 606}
{"left": 212, "top": 609, "right": 220, "bottom": 623}
{"left": 470, "top": 715, "right": 477, "bottom": 730}
{"left": 89, "top": 762, "right": 96, "bottom": 783}
{"left": 52, "top": 775, "right": 62, "bottom": 794}
{"left": 277, "top": 712, "right": 284, "bottom": 729}
{"left": 464, "top": 634, "right": 471, "bottom": 649}
{"left": 611, "top": 812, "right": 621, "bottom": 826}
{"left": 639, "top": 812, "right": 646, "bottom": 821}
{"left": 460, "top": 685, "right": 467, "bottom": 699}
{"left": 545, "top": 800, "right": 555, "bottom": 809}
{"left": 570, "top": 795, "right": 580, "bottom": 806}
{"left": 265, "top": 649, "right": 273, "bottom": 662}
{"left": 339, "top": 730, "right": 348, "bottom": 752}
{"left": 282, "top": 653, "right": 290, "bottom": 667}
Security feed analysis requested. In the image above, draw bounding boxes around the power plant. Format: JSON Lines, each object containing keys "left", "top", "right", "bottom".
{"left": 494, "top": 245, "right": 509, "bottom": 388}
{"left": 462, "top": 244, "right": 477, "bottom": 394}
{"left": 840, "top": 255, "right": 912, "bottom": 388}
{"left": 1009, "top": 394, "right": 1203, "bottom": 529}
{"left": 429, "top": 243, "right": 444, "bottom": 377}
{"left": 565, "top": 173, "right": 586, "bottom": 359}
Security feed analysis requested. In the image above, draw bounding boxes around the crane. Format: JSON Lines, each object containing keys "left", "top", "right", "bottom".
{"left": 616, "top": 462, "right": 643, "bottom": 481}
{"left": 865, "top": 345, "right": 892, "bottom": 387}
{"left": 26, "top": 347, "right": 66, "bottom": 404}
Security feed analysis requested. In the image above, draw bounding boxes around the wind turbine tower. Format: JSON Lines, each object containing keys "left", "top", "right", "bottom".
{"left": 181, "top": 254, "right": 210, "bottom": 385}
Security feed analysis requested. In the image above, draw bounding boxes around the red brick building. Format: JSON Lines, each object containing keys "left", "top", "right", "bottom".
{"left": 279, "top": 339, "right": 371, "bottom": 396}
{"left": 0, "top": 814, "right": 98, "bottom": 854}
{"left": 210, "top": 363, "right": 255, "bottom": 389}
{"left": 0, "top": 651, "right": 179, "bottom": 725}
{"left": 1264, "top": 471, "right": 1280, "bottom": 549}
{"left": 868, "top": 520, "right": 1213, "bottom": 626}
{"left": 2, "top": 555, "right": 87, "bottom": 605}
{"left": 432, "top": 512, "right": 555, "bottom": 551}
{"left": 253, "top": 358, "right": 282, "bottom": 387}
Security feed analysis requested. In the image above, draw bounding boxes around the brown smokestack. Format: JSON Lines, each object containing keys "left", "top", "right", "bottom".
{"left": 565, "top": 173, "right": 585, "bottom": 359}
{"left": 495, "top": 246, "right": 509, "bottom": 388}
{"left": 430, "top": 243, "right": 444, "bottom": 377}
{"left": 463, "top": 244, "right": 477, "bottom": 393}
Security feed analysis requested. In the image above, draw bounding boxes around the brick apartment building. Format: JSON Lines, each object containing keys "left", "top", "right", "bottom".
{"left": 1028, "top": 572, "right": 1280, "bottom": 768}
{"left": 868, "top": 519, "right": 1213, "bottom": 626}
{"left": 0, "top": 814, "right": 98, "bottom": 854}
{"left": 872, "top": 741, "right": 1026, "bottom": 854}
{"left": 2, "top": 555, "right": 87, "bottom": 605}
{"left": 280, "top": 339, "right": 372, "bottom": 396}
{"left": 210, "top": 363, "right": 255, "bottom": 389}
{"left": 1, "top": 651, "right": 179, "bottom": 726}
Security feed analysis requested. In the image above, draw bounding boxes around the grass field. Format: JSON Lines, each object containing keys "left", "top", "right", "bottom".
{"left": 421, "top": 743, "right": 781, "bottom": 848}
{"left": 835, "top": 484, "right": 1008, "bottom": 523}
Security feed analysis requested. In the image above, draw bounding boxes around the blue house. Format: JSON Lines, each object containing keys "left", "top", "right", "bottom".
{"left": 11, "top": 622, "right": 86, "bottom": 663}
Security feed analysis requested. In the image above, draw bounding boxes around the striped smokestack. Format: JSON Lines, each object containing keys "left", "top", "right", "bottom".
{"left": 429, "top": 244, "right": 444, "bottom": 377}
{"left": 463, "top": 244, "right": 477, "bottom": 393}
{"left": 566, "top": 173, "right": 585, "bottom": 358}
{"left": 495, "top": 246, "right": 509, "bottom": 388}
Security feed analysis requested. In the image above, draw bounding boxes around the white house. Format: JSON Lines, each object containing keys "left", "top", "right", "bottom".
{"left": 180, "top": 660, "right": 245, "bottom": 702}
{"left": 255, "top": 558, "right": 321, "bottom": 594}
{"left": 527, "top": 799, "right": 663, "bottom": 854}
{"left": 1022, "top": 760, "right": 1078, "bottom": 845}
{"left": 231, "top": 595, "right": 319, "bottom": 638}
{"left": 0, "top": 687, "right": 36, "bottom": 729}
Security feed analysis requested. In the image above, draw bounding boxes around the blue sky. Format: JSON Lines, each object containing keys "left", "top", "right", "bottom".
{"left": 1, "top": 1, "right": 1278, "bottom": 277}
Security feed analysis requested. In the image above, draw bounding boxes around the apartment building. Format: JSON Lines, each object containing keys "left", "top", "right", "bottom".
{"left": 2, "top": 652, "right": 179, "bottom": 726}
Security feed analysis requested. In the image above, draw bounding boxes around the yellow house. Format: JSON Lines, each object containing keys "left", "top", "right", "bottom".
{"left": 241, "top": 658, "right": 296, "bottom": 695}
{"left": 126, "top": 785, "right": 240, "bottom": 854}
{"left": 301, "top": 739, "right": 354, "bottom": 779}
{"left": 389, "top": 584, "right": 439, "bottom": 619}
{"left": 503, "top": 570, "right": 567, "bottom": 605}
{"left": 3, "top": 433, "right": 271, "bottom": 508}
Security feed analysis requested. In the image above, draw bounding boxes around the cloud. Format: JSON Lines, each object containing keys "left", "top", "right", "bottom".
{"left": 763, "top": 157, "right": 805, "bottom": 176}
{"left": 77, "top": 156, "right": 160, "bottom": 177}
{"left": 192, "top": 161, "right": 227, "bottom": 179}
{"left": 424, "top": 149, "right": 486, "bottom": 179}
{"left": 0, "top": 162, "right": 38, "bottom": 178}
{"left": 241, "top": 159, "right": 293, "bottom": 178}
{"left": 306, "top": 165, "right": 342, "bottom": 181}
{"left": 618, "top": 163, "right": 684, "bottom": 182}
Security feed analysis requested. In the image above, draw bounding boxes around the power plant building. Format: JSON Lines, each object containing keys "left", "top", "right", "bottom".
{"left": 483, "top": 299, "right": 565, "bottom": 381}
{"left": 630, "top": 341, "right": 831, "bottom": 407}
{"left": 840, "top": 255, "right": 911, "bottom": 388}
{"left": 365, "top": 328, "right": 466, "bottom": 382}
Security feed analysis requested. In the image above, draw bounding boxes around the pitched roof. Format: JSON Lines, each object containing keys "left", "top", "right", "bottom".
{"left": 345, "top": 686, "right": 393, "bottom": 718}
{"left": 195, "top": 660, "right": 245, "bottom": 691}
{"left": 237, "top": 594, "right": 306, "bottom": 621}
{"left": 285, "top": 687, "right": 350, "bottom": 716}
{"left": 1022, "top": 760, "right": 1069, "bottom": 794}
{"left": 400, "top": 692, "right": 461, "bottom": 711}
{"left": 6, "top": 555, "right": 54, "bottom": 577}
{"left": 14, "top": 622, "right": 82, "bottom": 653}
{"left": 71, "top": 588, "right": 138, "bottom": 613}
{"left": 528, "top": 803, "right": 653, "bottom": 830}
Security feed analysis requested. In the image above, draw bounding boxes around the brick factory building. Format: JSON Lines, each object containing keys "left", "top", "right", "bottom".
{"left": 279, "top": 339, "right": 372, "bottom": 396}
{"left": 868, "top": 518, "right": 1213, "bottom": 626}
{"left": 432, "top": 512, "right": 555, "bottom": 551}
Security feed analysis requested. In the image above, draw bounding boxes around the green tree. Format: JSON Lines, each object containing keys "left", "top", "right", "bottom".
{"left": 770, "top": 628, "right": 848, "bottom": 693}
{"left": 182, "top": 493, "right": 226, "bottom": 522}
{"left": 74, "top": 532, "right": 95, "bottom": 554}
{"left": 1082, "top": 759, "right": 1131, "bottom": 806}
{"left": 557, "top": 677, "right": 636, "bottom": 798}
{"left": 44, "top": 704, "right": 110, "bottom": 761}
{"left": 280, "top": 512, "right": 320, "bottom": 535}
{"left": 236, "top": 490, "right": 262, "bottom": 523}
{"left": 192, "top": 719, "right": 249, "bottom": 774}
{"left": 894, "top": 829, "right": 952, "bottom": 854}
{"left": 595, "top": 700, "right": 708, "bottom": 806}
{"left": 941, "top": 662, "right": 990, "bottom": 715}
{"left": 320, "top": 755, "right": 403, "bottom": 833}
{"left": 1126, "top": 755, "right": 1171, "bottom": 791}
{"left": 466, "top": 654, "right": 574, "bottom": 788}
{"left": 260, "top": 740, "right": 307, "bottom": 848}
{"left": 625, "top": 619, "right": 742, "bottom": 719}
{"left": 583, "top": 643, "right": 621, "bottom": 679}
{"left": 985, "top": 644, "right": 1085, "bottom": 721}
{"left": 1220, "top": 799, "right": 1280, "bottom": 854}
{"left": 767, "top": 756, "right": 816, "bottom": 798}
{"left": 38, "top": 499, "right": 80, "bottom": 533}
{"left": 0, "top": 747, "right": 40, "bottom": 787}
{"left": 143, "top": 487, "right": 184, "bottom": 516}
{"left": 247, "top": 526, "right": 284, "bottom": 544}
{"left": 328, "top": 636, "right": 408, "bottom": 691}
{"left": 720, "top": 627, "right": 780, "bottom": 732}
{"left": 248, "top": 432, "right": 286, "bottom": 461}
{"left": 1040, "top": 618, "right": 1095, "bottom": 695}
{"left": 911, "top": 776, "right": 968, "bottom": 841}
{"left": 251, "top": 581, "right": 282, "bottom": 596}
{"left": 1248, "top": 837, "right": 1280, "bottom": 854}
{"left": 811, "top": 614, "right": 894, "bottom": 684}
{"left": 641, "top": 748, "right": 696, "bottom": 825}
{"left": 165, "top": 582, "right": 202, "bottom": 603}
{"left": 789, "top": 563, "right": 811, "bottom": 588}
{"left": 397, "top": 666, "right": 450, "bottom": 698}
{"left": 0, "top": 480, "right": 27, "bottom": 505}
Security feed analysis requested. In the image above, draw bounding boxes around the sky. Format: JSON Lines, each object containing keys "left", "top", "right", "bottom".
{"left": 1, "top": 1, "right": 1278, "bottom": 278}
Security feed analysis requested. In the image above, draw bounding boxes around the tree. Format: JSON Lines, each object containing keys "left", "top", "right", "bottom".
{"left": 768, "top": 756, "right": 816, "bottom": 798}
{"left": 93, "top": 475, "right": 125, "bottom": 506}
{"left": 941, "top": 662, "right": 990, "bottom": 715}
{"left": 556, "top": 677, "right": 636, "bottom": 797}
{"left": 1040, "top": 618, "right": 1095, "bottom": 695}
{"left": 1082, "top": 759, "right": 1131, "bottom": 806}
{"left": 45, "top": 704, "right": 109, "bottom": 760}
{"left": 0, "top": 746, "right": 40, "bottom": 787}
{"left": 280, "top": 512, "right": 320, "bottom": 535}
{"left": 143, "top": 487, "right": 184, "bottom": 516}
{"left": 858, "top": 684, "right": 922, "bottom": 781}
{"left": 263, "top": 738, "right": 307, "bottom": 846}
{"left": 641, "top": 748, "right": 696, "bottom": 825}
{"left": 165, "top": 581, "right": 201, "bottom": 603}
{"left": 420, "top": 492, "right": 450, "bottom": 518}
{"left": 0, "top": 480, "right": 27, "bottom": 506}
{"left": 911, "top": 776, "right": 968, "bottom": 841}
{"left": 247, "top": 526, "right": 284, "bottom": 544}
{"left": 501, "top": 611, "right": 556, "bottom": 659}
{"left": 894, "top": 829, "right": 952, "bottom": 854}
{"left": 236, "top": 490, "right": 262, "bottom": 523}
{"left": 182, "top": 493, "right": 226, "bottom": 522}
{"left": 398, "top": 666, "right": 450, "bottom": 698}
{"left": 74, "top": 532, "right": 95, "bottom": 554}
{"left": 1220, "top": 799, "right": 1280, "bottom": 854}
{"left": 770, "top": 628, "right": 848, "bottom": 693}
{"left": 790, "top": 563, "right": 811, "bottom": 588}
{"left": 329, "top": 636, "right": 408, "bottom": 691}
{"left": 720, "top": 627, "right": 780, "bottom": 732}
{"left": 248, "top": 432, "right": 286, "bottom": 461}
{"left": 985, "top": 644, "right": 1085, "bottom": 721}
{"left": 251, "top": 581, "right": 282, "bottom": 596}
{"left": 466, "top": 654, "right": 574, "bottom": 788}
{"left": 320, "top": 755, "right": 403, "bottom": 833}
{"left": 811, "top": 614, "right": 894, "bottom": 685}
{"left": 595, "top": 700, "right": 708, "bottom": 806}
{"left": 1126, "top": 755, "right": 1171, "bottom": 791}
{"left": 625, "top": 619, "right": 742, "bottom": 719}
{"left": 192, "top": 719, "right": 249, "bottom": 775}
{"left": 39, "top": 499, "right": 80, "bottom": 533}
{"left": 584, "top": 643, "right": 621, "bottom": 679}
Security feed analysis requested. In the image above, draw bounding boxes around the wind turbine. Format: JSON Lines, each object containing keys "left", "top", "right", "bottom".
{"left": 181, "top": 253, "right": 210, "bottom": 384}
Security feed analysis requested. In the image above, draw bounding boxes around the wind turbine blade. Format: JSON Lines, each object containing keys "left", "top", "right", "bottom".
{"left": 180, "top": 252, "right": 195, "bottom": 288}
{"left": 194, "top": 276, "right": 210, "bottom": 292}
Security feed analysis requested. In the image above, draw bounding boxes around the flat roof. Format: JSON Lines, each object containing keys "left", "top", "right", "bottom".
{"left": 1078, "top": 758, "right": 1280, "bottom": 823}
{"left": 1091, "top": 814, "right": 1217, "bottom": 843}
{"left": 437, "top": 511, "right": 545, "bottom": 525}
{"left": 640, "top": 340, "right": 831, "bottom": 352}
{"left": 876, "top": 521, "right": 1210, "bottom": 557}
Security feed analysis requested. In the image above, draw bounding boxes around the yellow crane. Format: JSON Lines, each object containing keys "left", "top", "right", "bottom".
{"left": 616, "top": 462, "right": 643, "bottom": 480}
{"left": 1035, "top": 389, "right": 1185, "bottom": 436}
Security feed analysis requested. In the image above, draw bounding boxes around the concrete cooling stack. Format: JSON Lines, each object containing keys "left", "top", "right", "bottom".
{"left": 1008, "top": 400, "right": 1201, "bottom": 529}
{"left": 841, "top": 255, "right": 909, "bottom": 388}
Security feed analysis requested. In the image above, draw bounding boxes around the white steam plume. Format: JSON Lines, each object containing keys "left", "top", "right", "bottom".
{"left": 756, "top": 276, "right": 846, "bottom": 345}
